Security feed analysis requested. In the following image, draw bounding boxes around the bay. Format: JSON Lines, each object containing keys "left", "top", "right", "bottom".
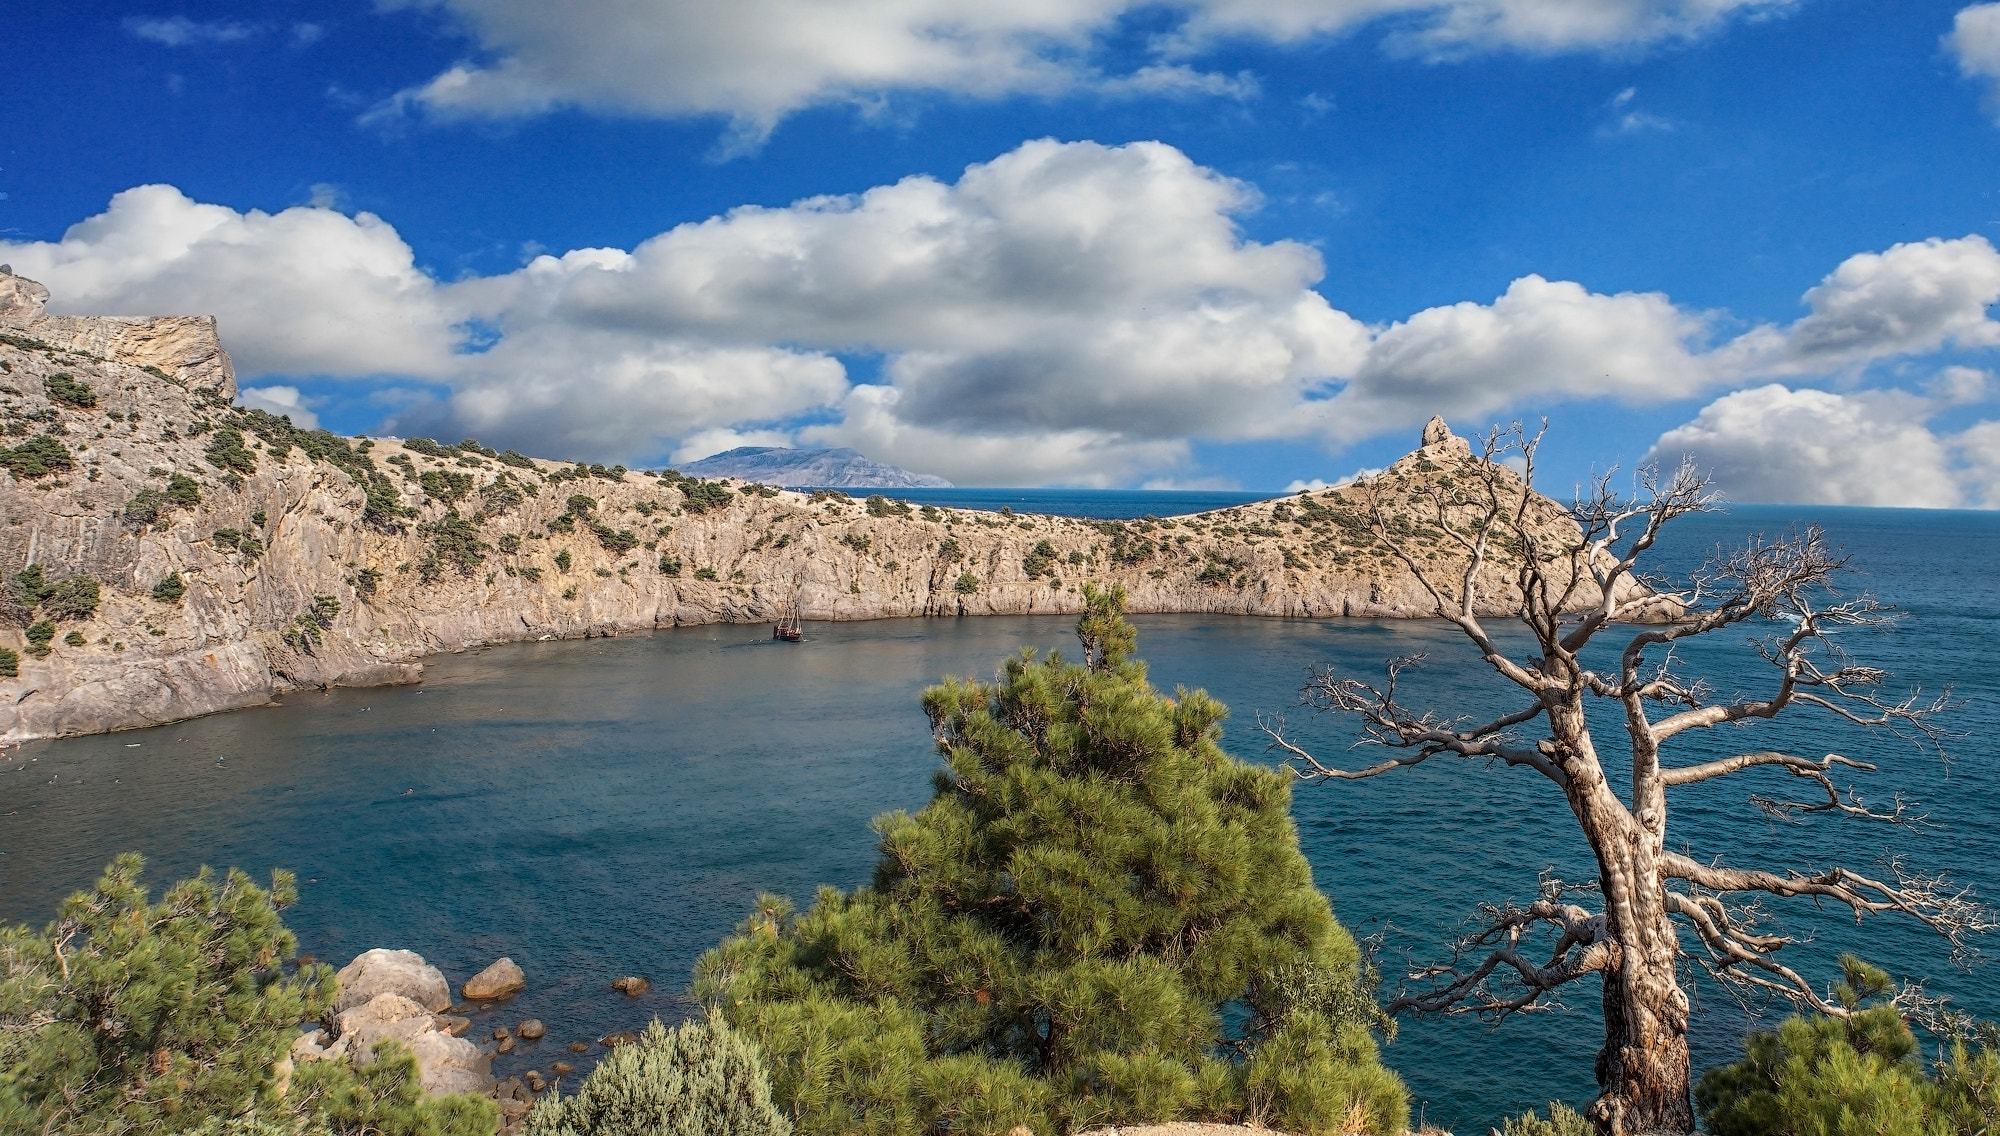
{"left": 1, "top": 501, "right": 1995, "bottom": 1132}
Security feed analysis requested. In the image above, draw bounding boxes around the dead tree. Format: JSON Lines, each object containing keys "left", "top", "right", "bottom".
{"left": 1262, "top": 422, "right": 1987, "bottom": 1136}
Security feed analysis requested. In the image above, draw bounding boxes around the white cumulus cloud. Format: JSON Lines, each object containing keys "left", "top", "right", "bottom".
{"left": 238, "top": 385, "right": 320, "bottom": 429}
{"left": 1948, "top": 3, "right": 2000, "bottom": 122}
{"left": 1644, "top": 384, "right": 1997, "bottom": 508}
{"left": 123, "top": 16, "right": 258, "bottom": 45}
{"left": 372, "top": 0, "right": 1797, "bottom": 138}
{"left": 0, "top": 185, "right": 458, "bottom": 377}
{"left": 9, "top": 140, "right": 2000, "bottom": 492}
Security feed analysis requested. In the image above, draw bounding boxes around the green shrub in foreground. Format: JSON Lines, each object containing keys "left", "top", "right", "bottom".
{"left": 694, "top": 585, "right": 1405, "bottom": 1136}
{"left": 1499, "top": 1101, "right": 1591, "bottom": 1136}
{"left": 522, "top": 1015, "right": 788, "bottom": 1136}
{"left": 0, "top": 855, "right": 495, "bottom": 1136}
{"left": 1696, "top": 956, "right": 2000, "bottom": 1136}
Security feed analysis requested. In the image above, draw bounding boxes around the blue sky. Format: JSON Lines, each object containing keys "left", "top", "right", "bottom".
{"left": 6, "top": 0, "right": 2000, "bottom": 501}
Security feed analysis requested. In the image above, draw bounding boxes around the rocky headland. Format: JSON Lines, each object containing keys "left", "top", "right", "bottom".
{"left": 0, "top": 276, "right": 1650, "bottom": 742}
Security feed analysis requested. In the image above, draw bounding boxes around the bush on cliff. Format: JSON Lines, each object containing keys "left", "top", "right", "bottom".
{"left": 522, "top": 1015, "right": 788, "bottom": 1136}
{"left": 1695, "top": 956, "right": 2000, "bottom": 1136}
{"left": 0, "top": 855, "right": 495, "bottom": 1136}
{"left": 693, "top": 585, "right": 1406, "bottom": 1136}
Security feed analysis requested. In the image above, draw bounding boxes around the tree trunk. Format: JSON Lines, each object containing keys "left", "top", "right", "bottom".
{"left": 1585, "top": 815, "right": 1693, "bottom": 1135}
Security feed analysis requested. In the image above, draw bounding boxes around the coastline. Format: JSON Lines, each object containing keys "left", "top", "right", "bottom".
{"left": 0, "top": 304, "right": 1644, "bottom": 742}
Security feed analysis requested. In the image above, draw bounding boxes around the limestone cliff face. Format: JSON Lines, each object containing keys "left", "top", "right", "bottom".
{"left": 0, "top": 287, "right": 1646, "bottom": 741}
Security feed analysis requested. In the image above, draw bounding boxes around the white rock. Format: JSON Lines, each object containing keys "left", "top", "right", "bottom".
{"left": 336, "top": 992, "right": 439, "bottom": 1061}
{"left": 408, "top": 1030, "right": 496, "bottom": 1096}
{"left": 335, "top": 949, "right": 453, "bottom": 1013}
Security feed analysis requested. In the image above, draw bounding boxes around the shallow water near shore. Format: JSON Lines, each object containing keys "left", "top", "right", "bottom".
{"left": 3, "top": 504, "right": 1997, "bottom": 1131}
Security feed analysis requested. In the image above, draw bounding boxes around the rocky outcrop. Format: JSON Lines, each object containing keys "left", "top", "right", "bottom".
{"left": 0, "top": 279, "right": 1656, "bottom": 742}
{"left": 334, "top": 949, "right": 454, "bottom": 1013}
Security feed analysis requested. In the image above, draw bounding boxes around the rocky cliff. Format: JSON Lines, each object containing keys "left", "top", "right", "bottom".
{"left": 0, "top": 278, "right": 1648, "bottom": 741}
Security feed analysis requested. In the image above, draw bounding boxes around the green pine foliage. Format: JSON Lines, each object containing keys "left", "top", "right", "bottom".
{"left": 43, "top": 373, "right": 97, "bottom": 409}
{"left": 0, "top": 856, "right": 496, "bottom": 1136}
{"left": 0, "top": 647, "right": 17, "bottom": 677}
{"left": 154, "top": 572, "right": 188, "bottom": 603}
{"left": 205, "top": 429, "right": 258, "bottom": 476}
{"left": 0, "top": 854, "right": 333, "bottom": 1133}
{"left": 0, "top": 434, "right": 77, "bottom": 479}
{"left": 1697, "top": 957, "right": 2000, "bottom": 1136}
{"left": 693, "top": 585, "right": 1406, "bottom": 1136}
{"left": 679, "top": 481, "right": 734, "bottom": 514}
{"left": 522, "top": 1015, "right": 789, "bottom": 1136}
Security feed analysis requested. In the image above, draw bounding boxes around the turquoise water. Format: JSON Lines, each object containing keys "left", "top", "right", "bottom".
{"left": 1, "top": 504, "right": 1995, "bottom": 1131}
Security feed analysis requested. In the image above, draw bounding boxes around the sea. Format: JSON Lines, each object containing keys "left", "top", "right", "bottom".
{"left": 2, "top": 494, "right": 1996, "bottom": 1133}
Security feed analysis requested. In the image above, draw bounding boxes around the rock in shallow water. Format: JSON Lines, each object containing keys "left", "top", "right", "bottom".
{"left": 610, "top": 975, "right": 650, "bottom": 996}
{"left": 463, "top": 957, "right": 526, "bottom": 1000}
{"left": 516, "top": 1019, "right": 545, "bottom": 1040}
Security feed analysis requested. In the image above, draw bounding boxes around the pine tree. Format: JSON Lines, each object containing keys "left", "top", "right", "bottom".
{"left": 694, "top": 585, "right": 1406, "bottom": 1136}
{"left": 0, "top": 855, "right": 495, "bottom": 1136}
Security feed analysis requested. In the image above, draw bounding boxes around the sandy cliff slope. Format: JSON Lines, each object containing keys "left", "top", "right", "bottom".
{"left": 0, "top": 279, "right": 1648, "bottom": 741}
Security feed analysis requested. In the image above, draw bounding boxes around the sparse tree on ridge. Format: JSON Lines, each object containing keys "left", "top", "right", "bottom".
{"left": 1262, "top": 423, "right": 1990, "bottom": 1136}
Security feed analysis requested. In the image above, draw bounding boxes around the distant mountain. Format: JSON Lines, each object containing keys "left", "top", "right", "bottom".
{"left": 676, "top": 446, "right": 952, "bottom": 488}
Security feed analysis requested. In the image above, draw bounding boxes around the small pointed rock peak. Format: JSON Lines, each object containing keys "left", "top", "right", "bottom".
{"left": 0, "top": 271, "right": 49, "bottom": 327}
{"left": 1420, "top": 415, "right": 1453, "bottom": 447}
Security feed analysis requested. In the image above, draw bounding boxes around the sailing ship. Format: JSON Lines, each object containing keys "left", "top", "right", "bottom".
{"left": 773, "top": 601, "right": 803, "bottom": 641}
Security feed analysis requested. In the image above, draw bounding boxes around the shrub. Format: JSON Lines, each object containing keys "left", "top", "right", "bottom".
{"left": 1696, "top": 956, "right": 2000, "bottom": 1136}
{"left": 566, "top": 493, "right": 598, "bottom": 516}
{"left": 153, "top": 572, "right": 187, "bottom": 603}
{"left": 936, "top": 537, "right": 964, "bottom": 564}
{"left": 693, "top": 566, "right": 718, "bottom": 581}
{"left": 555, "top": 550, "right": 573, "bottom": 573}
{"left": 592, "top": 523, "right": 639, "bottom": 554}
{"left": 122, "top": 487, "right": 171, "bottom": 527}
{"left": 497, "top": 449, "right": 537, "bottom": 470}
{"left": 865, "top": 495, "right": 910, "bottom": 517}
{"left": 22, "top": 622, "right": 50, "bottom": 657}
{"left": 402, "top": 436, "right": 451, "bottom": 457}
{"left": 659, "top": 557, "right": 682, "bottom": 577}
{"left": 0, "top": 646, "right": 16, "bottom": 677}
{"left": 44, "top": 372, "right": 97, "bottom": 409}
{"left": 498, "top": 533, "right": 521, "bottom": 553}
{"left": 62, "top": 630, "right": 84, "bottom": 647}
{"left": 42, "top": 576, "right": 101, "bottom": 621}
{"left": 1, "top": 434, "right": 76, "bottom": 479}
{"left": 13, "top": 564, "right": 49, "bottom": 607}
{"left": 419, "top": 468, "right": 474, "bottom": 503}
{"left": 1022, "top": 539, "right": 1058, "bottom": 578}
{"left": 205, "top": 428, "right": 258, "bottom": 475}
{"left": 1500, "top": 1101, "right": 1593, "bottom": 1136}
{"left": 693, "top": 586, "right": 1404, "bottom": 1136}
{"left": 1196, "top": 562, "right": 1233, "bottom": 586}
{"left": 364, "top": 475, "right": 411, "bottom": 531}
{"left": 418, "top": 510, "right": 489, "bottom": 582}
{"left": 680, "top": 480, "right": 734, "bottom": 514}
{"left": 213, "top": 527, "right": 242, "bottom": 550}
{"left": 840, "top": 532, "right": 871, "bottom": 554}
{"left": 953, "top": 571, "right": 980, "bottom": 594}
{"left": 523, "top": 1014, "right": 788, "bottom": 1136}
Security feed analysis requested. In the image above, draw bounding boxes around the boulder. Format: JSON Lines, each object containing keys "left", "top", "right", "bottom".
{"left": 335, "top": 949, "right": 452, "bottom": 1013}
{"left": 550, "top": 1061, "right": 572, "bottom": 1076}
{"left": 463, "top": 957, "right": 526, "bottom": 1001}
{"left": 408, "top": 1030, "right": 495, "bottom": 1096}
{"left": 291, "top": 1029, "right": 337, "bottom": 1063}
{"left": 335, "top": 992, "right": 438, "bottom": 1060}
{"left": 598, "top": 1030, "right": 639, "bottom": 1048}
{"left": 610, "top": 975, "right": 650, "bottom": 996}
{"left": 497, "top": 1035, "right": 516, "bottom": 1054}
{"left": 436, "top": 1015, "right": 472, "bottom": 1037}
{"left": 516, "top": 1019, "right": 546, "bottom": 1040}
{"left": 499, "top": 1098, "right": 532, "bottom": 1124}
